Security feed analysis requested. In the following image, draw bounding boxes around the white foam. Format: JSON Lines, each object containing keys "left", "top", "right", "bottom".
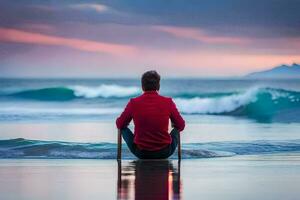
{"left": 174, "top": 87, "right": 260, "bottom": 114}
{"left": 49, "top": 151, "right": 108, "bottom": 159}
{"left": 70, "top": 84, "right": 140, "bottom": 98}
{"left": 0, "top": 107, "right": 121, "bottom": 115}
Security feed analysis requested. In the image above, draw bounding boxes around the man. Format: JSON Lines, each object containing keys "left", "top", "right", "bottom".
{"left": 116, "top": 70, "right": 185, "bottom": 159}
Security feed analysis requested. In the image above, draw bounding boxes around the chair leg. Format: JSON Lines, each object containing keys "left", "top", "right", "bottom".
{"left": 117, "top": 129, "right": 122, "bottom": 160}
{"left": 117, "top": 160, "right": 122, "bottom": 199}
{"left": 178, "top": 132, "right": 181, "bottom": 160}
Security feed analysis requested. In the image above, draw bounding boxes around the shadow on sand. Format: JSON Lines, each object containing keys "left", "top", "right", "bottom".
{"left": 117, "top": 160, "right": 181, "bottom": 200}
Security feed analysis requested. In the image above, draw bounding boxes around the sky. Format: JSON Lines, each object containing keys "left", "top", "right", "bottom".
{"left": 0, "top": 0, "right": 300, "bottom": 78}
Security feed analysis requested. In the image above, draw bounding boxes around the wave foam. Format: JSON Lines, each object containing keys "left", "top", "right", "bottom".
{"left": 1, "top": 138, "right": 300, "bottom": 159}
{"left": 7, "top": 84, "right": 140, "bottom": 100}
{"left": 175, "top": 87, "right": 300, "bottom": 115}
{"left": 0, "top": 107, "right": 121, "bottom": 115}
{"left": 175, "top": 87, "right": 259, "bottom": 114}
{"left": 70, "top": 84, "right": 140, "bottom": 98}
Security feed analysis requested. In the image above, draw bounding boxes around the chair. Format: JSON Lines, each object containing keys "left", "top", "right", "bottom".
{"left": 117, "top": 129, "right": 181, "bottom": 160}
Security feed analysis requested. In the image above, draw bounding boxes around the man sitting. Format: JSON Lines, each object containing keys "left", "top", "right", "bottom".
{"left": 116, "top": 70, "right": 185, "bottom": 159}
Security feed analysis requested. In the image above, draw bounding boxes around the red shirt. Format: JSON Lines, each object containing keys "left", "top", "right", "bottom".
{"left": 116, "top": 91, "right": 185, "bottom": 151}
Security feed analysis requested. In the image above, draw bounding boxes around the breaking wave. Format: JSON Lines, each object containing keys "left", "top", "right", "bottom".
{"left": 175, "top": 87, "right": 300, "bottom": 121}
{"left": 2, "top": 86, "right": 300, "bottom": 122}
{"left": 0, "top": 138, "right": 300, "bottom": 159}
{"left": 7, "top": 84, "right": 140, "bottom": 100}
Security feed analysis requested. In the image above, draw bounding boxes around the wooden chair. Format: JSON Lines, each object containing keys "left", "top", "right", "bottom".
{"left": 117, "top": 129, "right": 181, "bottom": 160}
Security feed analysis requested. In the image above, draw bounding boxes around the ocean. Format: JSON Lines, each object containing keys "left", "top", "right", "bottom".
{"left": 0, "top": 78, "right": 300, "bottom": 159}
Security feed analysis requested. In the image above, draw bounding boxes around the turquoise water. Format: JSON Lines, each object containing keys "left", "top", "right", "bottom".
{"left": 1, "top": 78, "right": 300, "bottom": 122}
{"left": 0, "top": 78, "right": 300, "bottom": 159}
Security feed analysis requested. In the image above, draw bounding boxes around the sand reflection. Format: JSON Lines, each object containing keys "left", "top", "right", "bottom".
{"left": 117, "top": 160, "right": 181, "bottom": 200}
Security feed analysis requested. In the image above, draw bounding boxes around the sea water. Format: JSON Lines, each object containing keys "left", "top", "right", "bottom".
{"left": 0, "top": 78, "right": 300, "bottom": 159}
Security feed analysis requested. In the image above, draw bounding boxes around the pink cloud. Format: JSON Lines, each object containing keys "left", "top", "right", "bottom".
{"left": 153, "top": 25, "right": 250, "bottom": 45}
{"left": 0, "top": 27, "right": 136, "bottom": 56}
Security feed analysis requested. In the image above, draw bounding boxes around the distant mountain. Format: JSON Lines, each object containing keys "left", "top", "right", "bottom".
{"left": 246, "top": 63, "right": 300, "bottom": 78}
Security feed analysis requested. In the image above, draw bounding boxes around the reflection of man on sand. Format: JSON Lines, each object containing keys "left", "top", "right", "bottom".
{"left": 117, "top": 160, "right": 181, "bottom": 200}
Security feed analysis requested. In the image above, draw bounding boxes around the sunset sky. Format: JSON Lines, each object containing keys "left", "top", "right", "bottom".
{"left": 0, "top": 0, "right": 300, "bottom": 78}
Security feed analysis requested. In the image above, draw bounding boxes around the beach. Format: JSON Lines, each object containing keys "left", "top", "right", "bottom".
{"left": 1, "top": 0, "right": 300, "bottom": 199}
{"left": 1, "top": 154, "right": 300, "bottom": 200}
{"left": 1, "top": 78, "right": 300, "bottom": 199}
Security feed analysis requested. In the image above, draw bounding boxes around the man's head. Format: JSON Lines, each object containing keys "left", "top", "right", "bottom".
{"left": 141, "top": 70, "right": 161, "bottom": 91}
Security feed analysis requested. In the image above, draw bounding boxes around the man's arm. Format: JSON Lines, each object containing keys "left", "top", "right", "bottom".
{"left": 116, "top": 99, "right": 133, "bottom": 129}
{"left": 169, "top": 98, "right": 185, "bottom": 132}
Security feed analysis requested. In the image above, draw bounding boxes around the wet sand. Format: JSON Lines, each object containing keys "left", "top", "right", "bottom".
{"left": 0, "top": 154, "right": 300, "bottom": 200}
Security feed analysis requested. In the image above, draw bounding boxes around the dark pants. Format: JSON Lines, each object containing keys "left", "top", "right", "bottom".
{"left": 121, "top": 128, "right": 179, "bottom": 159}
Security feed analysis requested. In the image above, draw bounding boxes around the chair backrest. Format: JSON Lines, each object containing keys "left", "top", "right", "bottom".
{"left": 117, "top": 129, "right": 181, "bottom": 160}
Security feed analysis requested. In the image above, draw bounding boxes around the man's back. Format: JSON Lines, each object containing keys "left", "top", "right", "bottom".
{"left": 116, "top": 70, "right": 185, "bottom": 158}
{"left": 116, "top": 91, "right": 185, "bottom": 151}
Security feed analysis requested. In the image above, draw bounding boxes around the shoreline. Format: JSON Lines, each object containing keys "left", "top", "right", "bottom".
{"left": 1, "top": 154, "right": 300, "bottom": 200}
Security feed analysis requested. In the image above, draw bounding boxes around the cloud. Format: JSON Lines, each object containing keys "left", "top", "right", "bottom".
{"left": 101, "top": 0, "right": 300, "bottom": 38}
{"left": 20, "top": 23, "right": 56, "bottom": 32}
{"left": 0, "top": 27, "right": 136, "bottom": 56}
{"left": 69, "top": 3, "right": 109, "bottom": 12}
{"left": 153, "top": 25, "right": 250, "bottom": 45}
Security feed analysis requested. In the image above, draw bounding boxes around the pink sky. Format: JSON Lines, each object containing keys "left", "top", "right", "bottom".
{"left": 0, "top": 28, "right": 136, "bottom": 56}
{"left": 1, "top": 26, "right": 299, "bottom": 77}
{"left": 1, "top": 2, "right": 300, "bottom": 77}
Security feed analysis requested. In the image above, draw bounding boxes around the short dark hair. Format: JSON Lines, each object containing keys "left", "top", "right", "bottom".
{"left": 141, "top": 70, "right": 160, "bottom": 91}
